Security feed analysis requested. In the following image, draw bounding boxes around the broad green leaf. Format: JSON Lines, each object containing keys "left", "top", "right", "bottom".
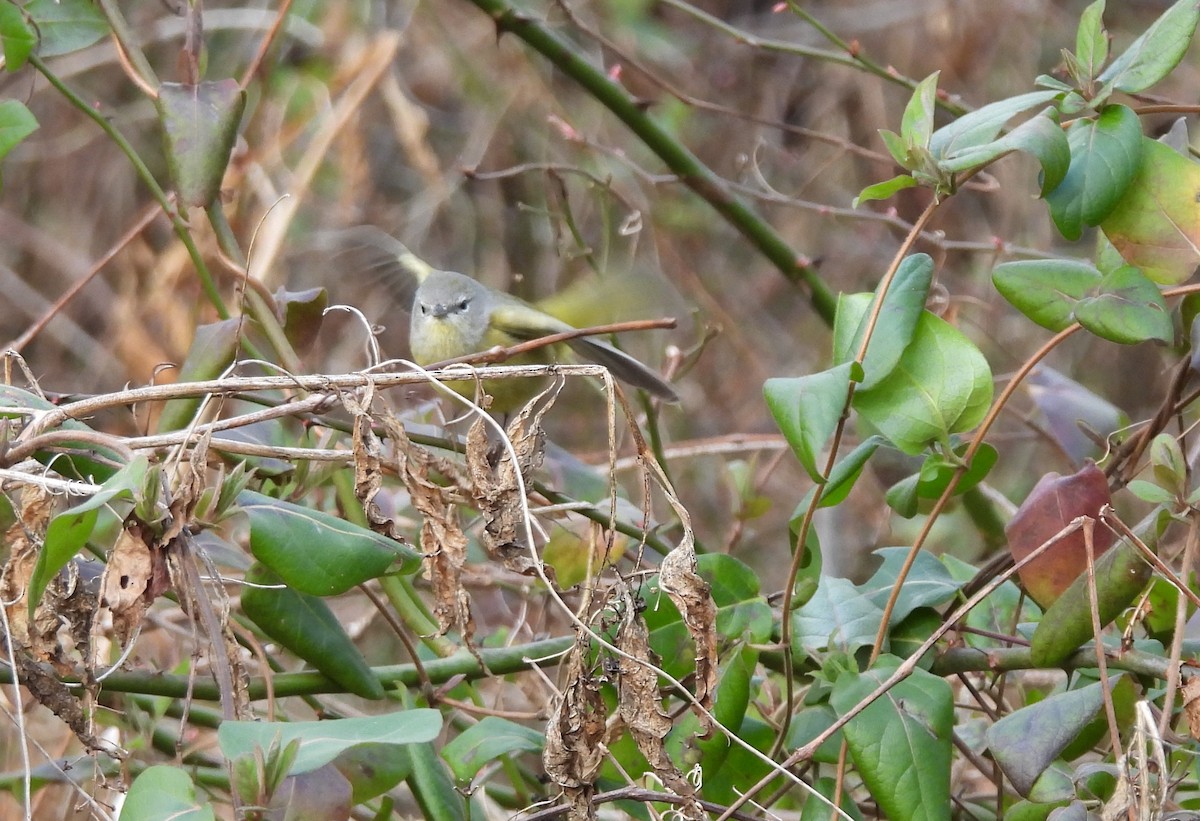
{"left": 442, "top": 717, "right": 543, "bottom": 782}
{"left": 24, "top": 0, "right": 107, "bottom": 57}
{"left": 1046, "top": 105, "right": 1143, "bottom": 240}
{"left": 929, "top": 90, "right": 1060, "bottom": 160}
{"left": 156, "top": 80, "right": 248, "bottom": 207}
{"left": 29, "top": 457, "right": 147, "bottom": 613}
{"left": 992, "top": 259, "right": 1102, "bottom": 331}
{"left": 1101, "top": 137, "right": 1200, "bottom": 284}
{"left": 831, "top": 658, "right": 953, "bottom": 821}
{"left": 852, "top": 312, "right": 993, "bottom": 455}
{"left": 834, "top": 254, "right": 933, "bottom": 389}
{"left": 1097, "top": 0, "right": 1200, "bottom": 93}
{"left": 936, "top": 111, "right": 1069, "bottom": 196}
{"left": 1073, "top": 264, "right": 1172, "bottom": 344}
{"left": 792, "top": 576, "right": 884, "bottom": 653}
{"left": 333, "top": 743, "right": 413, "bottom": 804}
{"left": 764, "top": 363, "right": 854, "bottom": 482}
{"left": 218, "top": 710, "right": 441, "bottom": 777}
{"left": 239, "top": 491, "right": 421, "bottom": 596}
{"left": 853, "top": 174, "right": 917, "bottom": 206}
{"left": 240, "top": 563, "right": 386, "bottom": 699}
{"left": 0, "top": 2, "right": 35, "bottom": 70}
{"left": 118, "top": 766, "right": 215, "bottom": 821}
{"left": 0, "top": 99, "right": 37, "bottom": 170}
{"left": 900, "top": 72, "right": 940, "bottom": 150}
{"left": 986, "top": 680, "right": 1108, "bottom": 796}
{"left": 1075, "top": 0, "right": 1109, "bottom": 82}
{"left": 859, "top": 547, "right": 963, "bottom": 623}
{"left": 156, "top": 319, "right": 243, "bottom": 433}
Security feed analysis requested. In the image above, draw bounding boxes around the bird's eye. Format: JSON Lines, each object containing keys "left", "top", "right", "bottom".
{"left": 420, "top": 304, "right": 428, "bottom": 315}
{"left": 457, "top": 299, "right": 470, "bottom": 311}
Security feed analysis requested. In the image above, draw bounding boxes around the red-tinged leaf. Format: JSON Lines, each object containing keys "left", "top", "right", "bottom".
{"left": 1005, "top": 463, "right": 1116, "bottom": 608}
{"left": 1101, "top": 137, "right": 1200, "bottom": 284}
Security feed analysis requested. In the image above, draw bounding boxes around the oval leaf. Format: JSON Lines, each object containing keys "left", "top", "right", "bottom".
{"left": 1101, "top": 137, "right": 1200, "bottom": 284}
{"left": 119, "top": 766, "right": 215, "bottom": 821}
{"left": 442, "top": 716, "right": 544, "bottom": 782}
{"left": 1046, "top": 104, "right": 1143, "bottom": 241}
{"left": 239, "top": 491, "right": 421, "bottom": 596}
{"left": 218, "top": 709, "right": 442, "bottom": 776}
{"left": 764, "top": 363, "right": 854, "bottom": 482}
{"left": 1073, "top": 264, "right": 1172, "bottom": 344}
{"left": 240, "top": 563, "right": 386, "bottom": 699}
{"left": 852, "top": 311, "right": 994, "bottom": 455}
{"left": 992, "top": 259, "right": 1101, "bottom": 331}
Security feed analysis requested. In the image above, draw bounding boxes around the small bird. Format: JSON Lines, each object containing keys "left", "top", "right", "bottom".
{"left": 398, "top": 244, "right": 679, "bottom": 408}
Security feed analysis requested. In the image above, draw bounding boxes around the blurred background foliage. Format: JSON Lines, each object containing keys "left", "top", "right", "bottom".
{"left": 3, "top": 0, "right": 1200, "bottom": 817}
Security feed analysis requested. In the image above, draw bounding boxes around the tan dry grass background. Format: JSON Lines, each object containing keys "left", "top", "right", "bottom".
{"left": 0, "top": 1, "right": 1194, "bottom": 817}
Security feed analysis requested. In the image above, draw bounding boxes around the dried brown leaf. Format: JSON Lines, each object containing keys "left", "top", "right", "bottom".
{"left": 659, "top": 536, "right": 717, "bottom": 732}
{"left": 1183, "top": 677, "right": 1200, "bottom": 739}
{"left": 544, "top": 640, "right": 606, "bottom": 821}
{"left": 388, "top": 416, "right": 472, "bottom": 638}
{"left": 98, "top": 520, "right": 168, "bottom": 644}
{"left": 0, "top": 484, "right": 59, "bottom": 648}
{"left": 613, "top": 582, "right": 701, "bottom": 818}
{"left": 465, "top": 384, "right": 559, "bottom": 579}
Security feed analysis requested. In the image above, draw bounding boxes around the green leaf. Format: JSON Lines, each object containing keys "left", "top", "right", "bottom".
{"left": 240, "top": 563, "right": 387, "bottom": 699}
{"left": 239, "top": 491, "right": 421, "bottom": 596}
{"left": 860, "top": 547, "right": 963, "bottom": 622}
{"left": 1075, "top": 0, "right": 1109, "bottom": 81}
{"left": 693, "top": 645, "right": 758, "bottom": 779}
{"left": 1100, "top": 137, "right": 1200, "bottom": 284}
{"left": 831, "top": 658, "right": 953, "bottom": 821}
{"left": 834, "top": 254, "right": 934, "bottom": 389}
{"left": 1097, "top": 0, "right": 1200, "bottom": 93}
{"left": 936, "top": 111, "right": 1069, "bottom": 196}
{"left": 806, "top": 435, "right": 886, "bottom": 509}
{"left": 29, "top": 457, "right": 147, "bottom": 613}
{"left": 885, "top": 443, "right": 999, "bottom": 517}
{"left": 218, "top": 710, "right": 441, "bottom": 777}
{"left": 853, "top": 174, "right": 917, "bottom": 206}
{"left": 118, "top": 766, "right": 215, "bottom": 821}
{"left": 792, "top": 576, "right": 884, "bottom": 654}
{"left": 0, "top": 2, "right": 35, "bottom": 70}
{"left": 156, "top": 80, "right": 248, "bottom": 207}
{"left": 852, "top": 312, "right": 993, "bottom": 455}
{"left": 929, "top": 90, "right": 1060, "bottom": 160}
{"left": 993, "top": 259, "right": 1102, "bottom": 331}
{"left": 900, "top": 72, "right": 940, "bottom": 151}
{"left": 0, "top": 98, "right": 37, "bottom": 172}
{"left": 1073, "top": 264, "right": 1172, "bottom": 344}
{"left": 156, "top": 319, "right": 243, "bottom": 433}
{"left": 441, "top": 717, "right": 544, "bottom": 782}
{"left": 23, "top": 0, "right": 107, "bottom": 57}
{"left": 403, "top": 742, "right": 468, "bottom": 821}
{"left": 1046, "top": 105, "right": 1144, "bottom": 240}
{"left": 332, "top": 743, "right": 413, "bottom": 804}
{"left": 764, "top": 363, "right": 854, "bottom": 482}
{"left": 986, "top": 681, "right": 1108, "bottom": 796}
{"left": 878, "top": 129, "right": 910, "bottom": 166}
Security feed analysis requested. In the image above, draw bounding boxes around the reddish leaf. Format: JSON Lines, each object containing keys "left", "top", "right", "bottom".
{"left": 1005, "top": 463, "right": 1115, "bottom": 608}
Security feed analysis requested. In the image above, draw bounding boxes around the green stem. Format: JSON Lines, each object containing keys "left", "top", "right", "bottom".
{"left": 462, "top": 0, "right": 836, "bottom": 324}
{"left": 0, "top": 637, "right": 573, "bottom": 702}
